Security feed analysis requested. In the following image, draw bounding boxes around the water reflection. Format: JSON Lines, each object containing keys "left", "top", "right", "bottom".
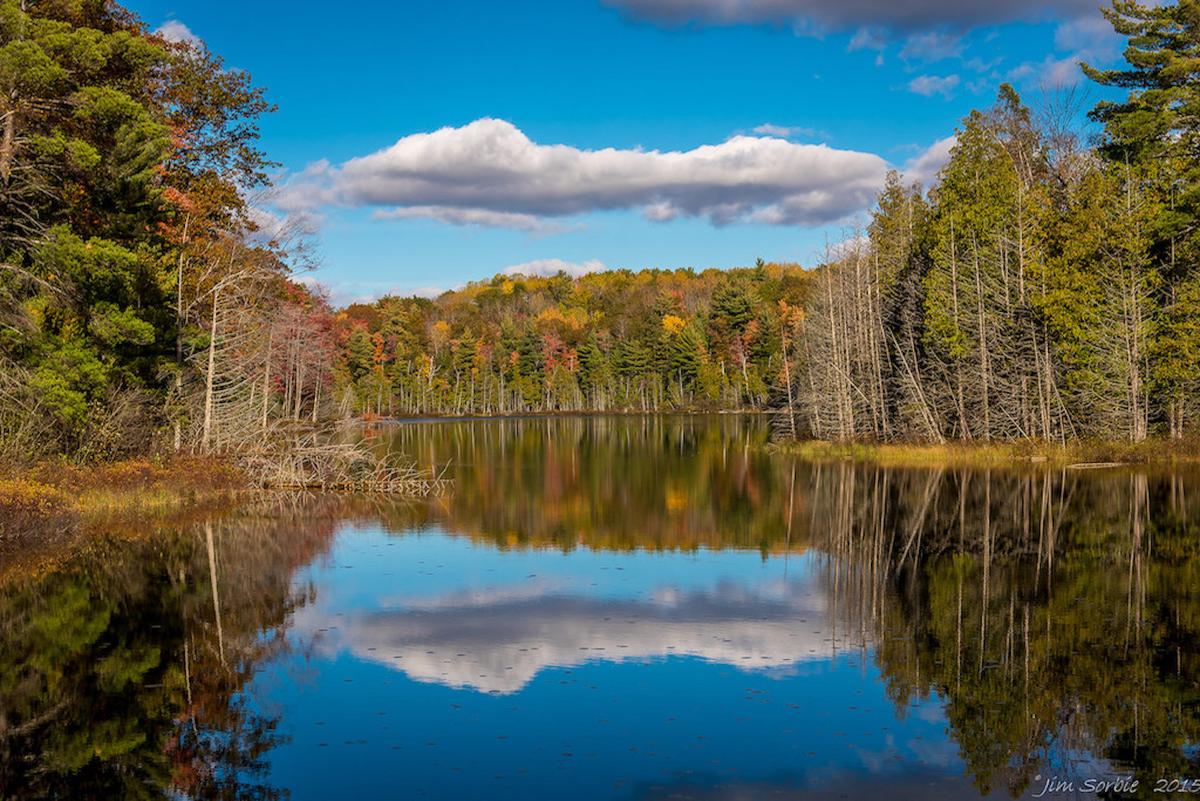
{"left": 0, "top": 498, "right": 341, "bottom": 800}
{"left": 299, "top": 578, "right": 832, "bottom": 693}
{"left": 1, "top": 417, "right": 1198, "bottom": 800}
{"left": 805, "top": 464, "right": 1200, "bottom": 798}
{"left": 379, "top": 415, "right": 795, "bottom": 552}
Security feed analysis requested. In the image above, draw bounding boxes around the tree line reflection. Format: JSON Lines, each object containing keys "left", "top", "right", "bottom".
{"left": 1, "top": 417, "right": 1198, "bottom": 799}
{"left": 0, "top": 498, "right": 344, "bottom": 799}
{"left": 386, "top": 417, "right": 1200, "bottom": 796}
{"left": 814, "top": 466, "right": 1200, "bottom": 798}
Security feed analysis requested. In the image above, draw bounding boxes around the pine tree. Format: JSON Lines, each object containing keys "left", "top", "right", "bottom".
{"left": 1085, "top": 0, "right": 1200, "bottom": 435}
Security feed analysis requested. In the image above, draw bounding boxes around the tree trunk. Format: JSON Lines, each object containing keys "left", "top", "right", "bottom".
{"left": 201, "top": 287, "right": 220, "bottom": 452}
{"left": 0, "top": 90, "right": 16, "bottom": 186}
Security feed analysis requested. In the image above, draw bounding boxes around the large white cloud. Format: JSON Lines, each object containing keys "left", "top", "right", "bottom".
{"left": 296, "top": 579, "right": 838, "bottom": 694}
{"left": 278, "top": 118, "right": 890, "bottom": 229}
{"left": 603, "top": 0, "right": 1098, "bottom": 32}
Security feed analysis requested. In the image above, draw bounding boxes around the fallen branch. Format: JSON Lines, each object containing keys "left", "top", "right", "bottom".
{"left": 237, "top": 428, "right": 450, "bottom": 495}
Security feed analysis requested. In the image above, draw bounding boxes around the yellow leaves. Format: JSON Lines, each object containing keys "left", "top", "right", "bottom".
{"left": 430, "top": 320, "right": 452, "bottom": 350}
{"left": 536, "top": 306, "right": 587, "bottom": 332}
{"left": 662, "top": 314, "right": 686, "bottom": 335}
{"left": 501, "top": 280, "right": 516, "bottom": 295}
{"left": 0, "top": 480, "right": 70, "bottom": 518}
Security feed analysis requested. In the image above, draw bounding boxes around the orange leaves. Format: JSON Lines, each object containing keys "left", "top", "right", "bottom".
{"left": 778, "top": 299, "right": 805, "bottom": 328}
{"left": 372, "top": 331, "right": 387, "bottom": 370}
{"left": 430, "top": 320, "right": 452, "bottom": 350}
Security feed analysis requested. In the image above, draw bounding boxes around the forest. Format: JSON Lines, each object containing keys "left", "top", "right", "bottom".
{"left": 332, "top": 2, "right": 1200, "bottom": 444}
{"left": 0, "top": 0, "right": 337, "bottom": 462}
{"left": 335, "top": 263, "right": 807, "bottom": 416}
{"left": 803, "top": 1, "right": 1200, "bottom": 444}
{"left": 1, "top": 0, "right": 1199, "bottom": 465}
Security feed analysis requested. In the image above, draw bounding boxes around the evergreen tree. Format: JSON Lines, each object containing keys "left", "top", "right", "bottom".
{"left": 1085, "top": 0, "right": 1200, "bottom": 435}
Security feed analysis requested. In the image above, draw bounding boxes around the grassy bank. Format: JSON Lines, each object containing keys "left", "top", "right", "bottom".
{"left": 771, "top": 438, "right": 1200, "bottom": 468}
{"left": 0, "top": 457, "right": 247, "bottom": 541}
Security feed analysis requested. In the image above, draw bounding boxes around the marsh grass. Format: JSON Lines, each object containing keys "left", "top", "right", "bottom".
{"left": 772, "top": 438, "right": 1200, "bottom": 467}
{"left": 0, "top": 457, "right": 247, "bottom": 541}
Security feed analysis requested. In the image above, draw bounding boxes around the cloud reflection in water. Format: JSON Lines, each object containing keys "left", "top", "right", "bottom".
{"left": 297, "top": 578, "right": 842, "bottom": 693}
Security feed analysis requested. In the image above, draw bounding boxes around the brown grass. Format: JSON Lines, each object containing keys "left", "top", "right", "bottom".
{"left": 771, "top": 438, "right": 1200, "bottom": 468}
{"left": 0, "top": 456, "right": 247, "bottom": 540}
{"left": 20, "top": 456, "right": 245, "bottom": 493}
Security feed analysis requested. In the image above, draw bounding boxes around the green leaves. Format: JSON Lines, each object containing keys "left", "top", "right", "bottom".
{"left": 0, "top": 0, "right": 272, "bottom": 457}
{"left": 88, "top": 303, "right": 156, "bottom": 347}
{"left": 0, "top": 38, "right": 69, "bottom": 96}
{"left": 30, "top": 341, "right": 108, "bottom": 427}
{"left": 35, "top": 226, "right": 141, "bottom": 307}
{"left": 1086, "top": 1, "right": 1200, "bottom": 242}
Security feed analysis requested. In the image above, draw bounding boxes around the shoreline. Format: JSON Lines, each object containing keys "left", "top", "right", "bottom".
{"left": 366, "top": 413, "right": 1200, "bottom": 468}
{"left": 771, "top": 439, "right": 1200, "bottom": 468}
{"left": 0, "top": 457, "right": 247, "bottom": 541}
{"left": 366, "top": 409, "right": 773, "bottom": 425}
{"left": 5, "top": 424, "right": 1199, "bottom": 544}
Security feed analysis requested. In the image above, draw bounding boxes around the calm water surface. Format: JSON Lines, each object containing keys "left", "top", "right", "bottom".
{"left": 2, "top": 416, "right": 1199, "bottom": 800}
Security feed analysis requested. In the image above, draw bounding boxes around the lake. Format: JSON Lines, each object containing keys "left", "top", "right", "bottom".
{"left": 2, "top": 415, "right": 1198, "bottom": 800}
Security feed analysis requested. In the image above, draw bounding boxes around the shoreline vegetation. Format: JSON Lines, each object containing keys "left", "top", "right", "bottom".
{"left": 0, "top": 457, "right": 246, "bottom": 581}
{"left": 772, "top": 437, "right": 1200, "bottom": 468}
{"left": 0, "top": 456, "right": 245, "bottom": 535}
{"left": 378, "top": 411, "right": 1200, "bottom": 466}
{"left": 0, "top": 443, "right": 447, "bottom": 545}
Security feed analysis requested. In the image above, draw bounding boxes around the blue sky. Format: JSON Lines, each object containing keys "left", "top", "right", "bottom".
{"left": 133, "top": 0, "right": 1123, "bottom": 303}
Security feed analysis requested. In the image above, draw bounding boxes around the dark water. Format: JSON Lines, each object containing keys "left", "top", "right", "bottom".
{"left": 3, "top": 416, "right": 1199, "bottom": 800}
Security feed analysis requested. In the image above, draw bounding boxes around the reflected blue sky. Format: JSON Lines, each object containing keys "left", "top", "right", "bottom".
{"left": 246, "top": 526, "right": 1031, "bottom": 800}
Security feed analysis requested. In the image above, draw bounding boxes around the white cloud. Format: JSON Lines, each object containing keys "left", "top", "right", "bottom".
{"left": 605, "top": 0, "right": 1099, "bottom": 35}
{"left": 373, "top": 206, "right": 564, "bottom": 233}
{"left": 907, "top": 74, "right": 960, "bottom": 99}
{"left": 501, "top": 258, "right": 608, "bottom": 278}
{"left": 752, "top": 122, "right": 794, "bottom": 137}
{"left": 1007, "top": 14, "right": 1122, "bottom": 89}
{"left": 155, "top": 19, "right": 200, "bottom": 47}
{"left": 301, "top": 278, "right": 466, "bottom": 306}
{"left": 280, "top": 118, "right": 889, "bottom": 229}
{"left": 903, "top": 135, "right": 956, "bottom": 186}
{"left": 848, "top": 26, "right": 887, "bottom": 51}
{"left": 1040, "top": 55, "right": 1086, "bottom": 88}
{"left": 410, "top": 285, "right": 456, "bottom": 299}
{"left": 642, "top": 201, "right": 680, "bottom": 221}
{"left": 246, "top": 206, "right": 287, "bottom": 239}
{"left": 295, "top": 579, "right": 834, "bottom": 694}
{"left": 750, "top": 122, "right": 823, "bottom": 139}
{"left": 898, "top": 31, "right": 963, "bottom": 62}
{"left": 1054, "top": 13, "right": 1117, "bottom": 53}
{"left": 963, "top": 56, "right": 1000, "bottom": 73}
